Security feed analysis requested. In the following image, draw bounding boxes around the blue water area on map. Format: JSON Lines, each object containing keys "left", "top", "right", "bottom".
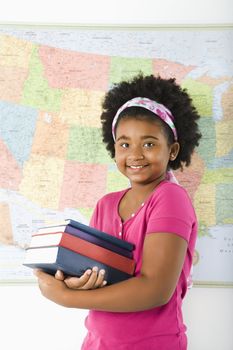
{"left": 0, "top": 244, "right": 34, "bottom": 281}
{"left": 193, "top": 224, "right": 233, "bottom": 285}
{"left": 0, "top": 101, "right": 38, "bottom": 166}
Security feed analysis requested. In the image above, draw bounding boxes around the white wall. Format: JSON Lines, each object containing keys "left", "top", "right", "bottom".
{"left": 1, "top": 1, "right": 233, "bottom": 350}
{"left": 0, "top": 0, "right": 233, "bottom": 24}
{"left": 1, "top": 284, "right": 233, "bottom": 350}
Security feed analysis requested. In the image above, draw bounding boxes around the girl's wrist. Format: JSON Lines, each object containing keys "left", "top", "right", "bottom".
{"left": 61, "top": 287, "right": 76, "bottom": 308}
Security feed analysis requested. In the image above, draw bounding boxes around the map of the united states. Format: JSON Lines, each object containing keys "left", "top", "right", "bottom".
{"left": 0, "top": 27, "right": 232, "bottom": 285}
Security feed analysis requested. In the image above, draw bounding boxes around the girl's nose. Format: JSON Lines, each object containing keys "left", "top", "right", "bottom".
{"left": 128, "top": 147, "right": 144, "bottom": 161}
{"left": 131, "top": 155, "right": 144, "bottom": 161}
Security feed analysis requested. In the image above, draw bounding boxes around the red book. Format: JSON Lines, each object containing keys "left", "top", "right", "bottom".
{"left": 28, "top": 231, "right": 135, "bottom": 275}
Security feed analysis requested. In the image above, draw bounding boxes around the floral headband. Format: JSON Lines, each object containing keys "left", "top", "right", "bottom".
{"left": 112, "top": 97, "right": 178, "bottom": 142}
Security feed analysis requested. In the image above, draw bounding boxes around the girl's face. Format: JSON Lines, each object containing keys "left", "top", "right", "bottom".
{"left": 114, "top": 117, "right": 177, "bottom": 187}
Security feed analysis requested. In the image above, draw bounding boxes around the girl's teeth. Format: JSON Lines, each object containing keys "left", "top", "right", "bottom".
{"left": 130, "top": 165, "right": 143, "bottom": 169}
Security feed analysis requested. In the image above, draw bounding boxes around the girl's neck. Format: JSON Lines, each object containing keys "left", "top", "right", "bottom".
{"left": 129, "top": 174, "right": 166, "bottom": 201}
{"left": 119, "top": 175, "right": 166, "bottom": 222}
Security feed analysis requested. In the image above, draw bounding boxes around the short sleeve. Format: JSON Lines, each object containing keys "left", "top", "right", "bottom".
{"left": 146, "top": 183, "right": 196, "bottom": 243}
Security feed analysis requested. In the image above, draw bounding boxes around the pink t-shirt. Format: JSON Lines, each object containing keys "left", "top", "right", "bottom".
{"left": 81, "top": 180, "right": 197, "bottom": 350}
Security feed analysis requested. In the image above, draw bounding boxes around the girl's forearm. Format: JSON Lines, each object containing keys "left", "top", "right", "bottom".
{"left": 62, "top": 275, "right": 167, "bottom": 312}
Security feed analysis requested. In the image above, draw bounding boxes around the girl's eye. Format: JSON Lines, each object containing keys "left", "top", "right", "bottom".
{"left": 144, "top": 142, "right": 154, "bottom": 148}
{"left": 121, "top": 143, "right": 129, "bottom": 148}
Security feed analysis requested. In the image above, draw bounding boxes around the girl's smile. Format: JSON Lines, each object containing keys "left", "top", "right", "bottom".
{"left": 127, "top": 164, "right": 149, "bottom": 173}
{"left": 127, "top": 165, "right": 148, "bottom": 169}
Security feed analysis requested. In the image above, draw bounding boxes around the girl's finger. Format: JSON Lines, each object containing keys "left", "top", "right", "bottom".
{"left": 93, "top": 269, "right": 106, "bottom": 288}
{"left": 81, "top": 266, "right": 99, "bottom": 290}
{"left": 55, "top": 270, "right": 65, "bottom": 280}
{"left": 64, "top": 269, "right": 92, "bottom": 289}
{"left": 101, "top": 280, "right": 107, "bottom": 287}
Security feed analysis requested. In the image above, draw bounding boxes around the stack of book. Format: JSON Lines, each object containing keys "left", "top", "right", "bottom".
{"left": 23, "top": 219, "right": 135, "bottom": 285}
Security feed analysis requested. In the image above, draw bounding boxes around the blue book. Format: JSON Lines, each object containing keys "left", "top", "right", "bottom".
{"left": 39, "top": 218, "right": 135, "bottom": 252}
{"left": 23, "top": 245, "right": 133, "bottom": 285}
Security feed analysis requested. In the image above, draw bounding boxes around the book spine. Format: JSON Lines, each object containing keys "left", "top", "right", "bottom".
{"left": 33, "top": 227, "right": 133, "bottom": 258}
{"left": 57, "top": 247, "right": 132, "bottom": 284}
{"left": 67, "top": 220, "right": 134, "bottom": 252}
{"left": 60, "top": 233, "right": 135, "bottom": 275}
{"left": 65, "top": 226, "right": 133, "bottom": 258}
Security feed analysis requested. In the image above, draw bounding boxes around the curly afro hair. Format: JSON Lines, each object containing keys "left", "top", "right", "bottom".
{"left": 100, "top": 74, "right": 202, "bottom": 170}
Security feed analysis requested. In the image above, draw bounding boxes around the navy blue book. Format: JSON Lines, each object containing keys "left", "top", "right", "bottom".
{"left": 23, "top": 245, "right": 133, "bottom": 285}
{"left": 39, "top": 219, "right": 135, "bottom": 252}
{"left": 37, "top": 224, "right": 133, "bottom": 259}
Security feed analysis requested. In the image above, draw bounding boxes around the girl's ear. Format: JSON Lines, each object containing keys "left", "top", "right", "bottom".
{"left": 170, "top": 142, "right": 180, "bottom": 161}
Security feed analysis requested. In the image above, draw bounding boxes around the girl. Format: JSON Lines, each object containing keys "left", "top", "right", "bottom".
{"left": 34, "top": 74, "right": 202, "bottom": 349}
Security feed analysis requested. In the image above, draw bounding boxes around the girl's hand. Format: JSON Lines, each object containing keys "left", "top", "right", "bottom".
{"left": 55, "top": 267, "right": 107, "bottom": 290}
{"left": 33, "top": 269, "right": 69, "bottom": 306}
